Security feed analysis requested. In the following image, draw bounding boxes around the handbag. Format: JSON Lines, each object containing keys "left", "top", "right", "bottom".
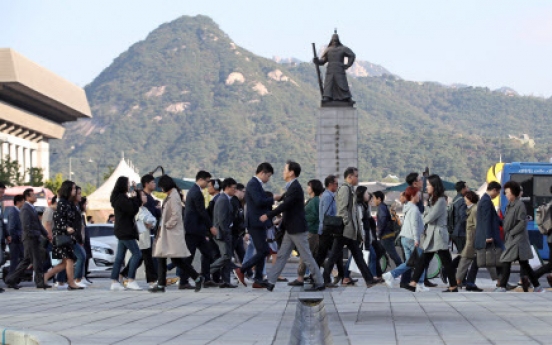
{"left": 406, "top": 246, "right": 420, "bottom": 268}
{"left": 476, "top": 243, "right": 502, "bottom": 268}
{"left": 349, "top": 249, "right": 370, "bottom": 274}
{"left": 322, "top": 186, "right": 353, "bottom": 237}
{"left": 54, "top": 233, "right": 73, "bottom": 247}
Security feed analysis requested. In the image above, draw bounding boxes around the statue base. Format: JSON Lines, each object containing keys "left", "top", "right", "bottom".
{"left": 316, "top": 107, "right": 358, "bottom": 181}
{"left": 320, "top": 99, "right": 355, "bottom": 107}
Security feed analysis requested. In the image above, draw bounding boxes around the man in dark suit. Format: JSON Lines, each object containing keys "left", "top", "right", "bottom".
{"left": 210, "top": 178, "right": 237, "bottom": 288}
{"left": 6, "top": 188, "right": 51, "bottom": 289}
{"left": 0, "top": 182, "right": 6, "bottom": 292}
{"left": 182, "top": 170, "right": 217, "bottom": 289}
{"left": 7, "top": 195, "right": 25, "bottom": 283}
{"left": 234, "top": 163, "right": 278, "bottom": 287}
{"left": 261, "top": 161, "right": 324, "bottom": 292}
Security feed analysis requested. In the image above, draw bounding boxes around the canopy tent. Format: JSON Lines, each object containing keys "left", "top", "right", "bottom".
{"left": 384, "top": 180, "right": 457, "bottom": 192}
{"left": 87, "top": 158, "right": 141, "bottom": 212}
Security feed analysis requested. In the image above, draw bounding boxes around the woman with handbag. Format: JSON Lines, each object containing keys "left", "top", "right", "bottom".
{"left": 44, "top": 180, "right": 83, "bottom": 290}
{"left": 495, "top": 181, "right": 544, "bottom": 293}
{"left": 383, "top": 186, "right": 428, "bottom": 292}
{"left": 149, "top": 175, "right": 204, "bottom": 293}
{"left": 109, "top": 176, "right": 142, "bottom": 291}
{"left": 406, "top": 175, "right": 459, "bottom": 292}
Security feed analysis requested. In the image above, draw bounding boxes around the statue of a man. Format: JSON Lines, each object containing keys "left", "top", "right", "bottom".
{"left": 313, "top": 31, "right": 356, "bottom": 105}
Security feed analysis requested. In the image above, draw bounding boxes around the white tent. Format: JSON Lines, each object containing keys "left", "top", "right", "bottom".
{"left": 87, "top": 157, "right": 141, "bottom": 211}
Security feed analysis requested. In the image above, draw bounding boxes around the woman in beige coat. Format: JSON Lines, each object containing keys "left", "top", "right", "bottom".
{"left": 149, "top": 175, "right": 204, "bottom": 293}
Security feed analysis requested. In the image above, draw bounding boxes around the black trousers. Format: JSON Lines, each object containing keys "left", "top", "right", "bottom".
{"left": 316, "top": 233, "right": 344, "bottom": 278}
{"left": 203, "top": 237, "right": 221, "bottom": 282}
{"left": 211, "top": 234, "right": 233, "bottom": 283}
{"left": 412, "top": 250, "right": 457, "bottom": 287}
{"left": 240, "top": 227, "right": 269, "bottom": 282}
{"left": 158, "top": 257, "right": 198, "bottom": 286}
{"left": 534, "top": 242, "right": 552, "bottom": 279}
{"left": 324, "top": 236, "right": 373, "bottom": 284}
{"left": 180, "top": 234, "right": 212, "bottom": 282}
{"left": 500, "top": 260, "right": 540, "bottom": 288}
{"left": 8, "top": 242, "right": 24, "bottom": 276}
{"left": 232, "top": 235, "right": 245, "bottom": 264}
{"left": 121, "top": 247, "right": 158, "bottom": 283}
{"left": 6, "top": 237, "right": 44, "bottom": 286}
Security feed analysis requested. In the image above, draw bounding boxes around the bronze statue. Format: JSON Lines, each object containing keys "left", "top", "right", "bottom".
{"left": 313, "top": 30, "right": 356, "bottom": 106}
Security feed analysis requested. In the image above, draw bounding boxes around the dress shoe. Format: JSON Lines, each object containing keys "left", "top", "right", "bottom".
{"left": 195, "top": 276, "right": 205, "bottom": 292}
{"left": 266, "top": 282, "right": 275, "bottom": 292}
{"left": 402, "top": 284, "right": 416, "bottom": 292}
{"left": 424, "top": 280, "right": 438, "bottom": 288}
{"left": 342, "top": 280, "right": 355, "bottom": 286}
{"left": 325, "top": 283, "right": 339, "bottom": 288}
{"left": 277, "top": 277, "right": 289, "bottom": 282}
{"left": 219, "top": 282, "right": 238, "bottom": 288}
{"left": 203, "top": 280, "right": 221, "bottom": 288}
{"left": 365, "top": 279, "right": 379, "bottom": 288}
{"left": 233, "top": 268, "right": 247, "bottom": 287}
{"left": 287, "top": 279, "right": 304, "bottom": 286}
{"left": 443, "top": 287, "right": 459, "bottom": 292}
{"left": 304, "top": 285, "right": 325, "bottom": 292}
{"left": 67, "top": 285, "right": 84, "bottom": 290}
{"left": 148, "top": 285, "right": 166, "bottom": 293}
{"left": 178, "top": 283, "right": 195, "bottom": 290}
{"left": 37, "top": 284, "right": 52, "bottom": 289}
{"left": 7, "top": 284, "right": 20, "bottom": 290}
{"left": 547, "top": 274, "right": 552, "bottom": 288}
{"left": 521, "top": 276, "right": 530, "bottom": 292}
{"left": 466, "top": 285, "right": 483, "bottom": 292}
{"left": 252, "top": 282, "right": 267, "bottom": 289}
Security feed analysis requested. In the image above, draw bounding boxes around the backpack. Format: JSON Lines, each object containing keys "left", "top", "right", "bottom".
{"left": 536, "top": 201, "right": 552, "bottom": 235}
{"left": 447, "top": 197, "right": 462, "bottom": 235}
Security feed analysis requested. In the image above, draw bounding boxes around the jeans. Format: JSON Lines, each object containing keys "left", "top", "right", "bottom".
{"left": 390, "top": 237, "right": 424, "bottom": 283}
{"left": 74, "top": 244, "right": 86, "bottom": 280}
{"left": 110, "top": 240, "right": 142, "bottom": 280}
{"left": 380, "top": 237, "right": 403, "bottom": 267}
{"left": 121, "top": 247, "right": 158, "bottom": 283}
{"left": 240, "top": 227, "right": 269, "bottom": 282}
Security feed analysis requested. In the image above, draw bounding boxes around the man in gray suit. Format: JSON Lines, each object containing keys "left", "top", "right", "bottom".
{"left": 5, "top": 188, "right": 51, "bottom": 289}
{"left": 210, "top": 178, "right": 238, "bottom": 288}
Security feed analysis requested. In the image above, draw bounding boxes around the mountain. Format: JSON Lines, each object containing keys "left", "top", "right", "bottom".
{"left": 50, "top": 15, "right": 552, "bottom": 189}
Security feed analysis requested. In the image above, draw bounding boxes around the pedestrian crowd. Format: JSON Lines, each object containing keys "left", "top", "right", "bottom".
{"left": 0, "top": 161, "right": 550, "bottom": 294}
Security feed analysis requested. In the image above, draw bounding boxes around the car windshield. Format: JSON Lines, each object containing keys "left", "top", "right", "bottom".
{"left": 88, "top": 226, "right": 115, "bottom": 237}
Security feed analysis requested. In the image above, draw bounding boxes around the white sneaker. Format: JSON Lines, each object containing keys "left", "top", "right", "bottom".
{"left": 534, "top": 286, "right": 546, "bottom": 293}
{"left": 76, "top": 282, "right": 87, "bottom": 288}
{"left": 126, "top": 281, "right": 142, "bottom": 291}
{"left": 416, "top": 283, "right": 430, "bottom": 292}
{"left": 110, "top": 282, "right": 126, "bottom": 291}
{"left": 382, "top": 272, "right": 394, "bottom": 288}
{"left": 79, "top": 280, "right": 91, "bottom": 286}
{"left": 54, "top": 282, "right": 68, "bottom": 290}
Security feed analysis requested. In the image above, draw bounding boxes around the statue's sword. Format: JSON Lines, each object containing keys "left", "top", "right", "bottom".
{"left": 312, "top": 43, "right": 324, "bottom": 98}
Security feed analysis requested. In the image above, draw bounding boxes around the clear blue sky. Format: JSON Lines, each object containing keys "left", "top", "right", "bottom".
{"left": 2, "top": 1, "right": 551, "bottom": 97}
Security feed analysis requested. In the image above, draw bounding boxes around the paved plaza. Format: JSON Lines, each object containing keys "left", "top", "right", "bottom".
{"left": 2, "top": 263, "right": 552, "bottom": 345}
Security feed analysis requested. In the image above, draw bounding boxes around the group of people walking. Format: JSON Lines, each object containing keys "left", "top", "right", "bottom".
{"left": 1, "top": 161, "right": 550, "bottom": 293}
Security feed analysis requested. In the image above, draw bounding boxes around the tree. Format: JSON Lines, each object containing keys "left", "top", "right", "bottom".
{"left": 103, "top": 165, "right": 115, "bottom": 182}
{"left": 0, "top": 158, "right": 25, "bottom": 186}
{"left": 44, "top": 173, "right": 64, "bottom": 194}
{"left": 82, "top": 183, "right": 97, "bottom": 197}
{"left": 27, "top": 167, "right": 44, "bottom": 187}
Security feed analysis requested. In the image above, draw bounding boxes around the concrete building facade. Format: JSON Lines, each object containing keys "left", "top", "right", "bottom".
{"left": 0, "top": 48, "right": 91, "bottom": 180}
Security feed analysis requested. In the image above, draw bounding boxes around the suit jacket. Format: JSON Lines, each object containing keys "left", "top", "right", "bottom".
{"left": 21, "top": 202, "right": 48, "bottom": 241}
{"left": 474, "top": 193, "right": 504, "bottom": 250}
{"left": 184, "top": 184, "right": 212, "bottom": 236}
{"left": 7, "top": 207, "right": 22, "bottom": 243}
{"left": 266, "top": 179, "right": 307, "bottom": 235}
{"left": 213, "top": 194, "right": 233, "bottom": 240}
{"left": 245, "top": 177, "right": 274, "bottom": 230}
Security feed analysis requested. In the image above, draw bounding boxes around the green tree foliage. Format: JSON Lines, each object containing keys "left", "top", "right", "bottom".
{"left": 28, "top": 167, "right": 44, "bottom": 187}
{"left": 0, "top": 158, "right": 25, "bottom": 186}
{"left": 44, "top": 173, "right": 64, "bottom": 194}
{"left": 49, "top": 15, "right": 552, "bottom": 189}
{"left": 81, "top": 183, "right": 97, "bottom": 197}
{"left": 102, "top": 166, "right": 115, "bottom": 182}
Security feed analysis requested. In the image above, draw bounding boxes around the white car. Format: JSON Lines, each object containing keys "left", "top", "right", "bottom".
{"left": 86, "top": 224, "right": 118, "bottom": 272}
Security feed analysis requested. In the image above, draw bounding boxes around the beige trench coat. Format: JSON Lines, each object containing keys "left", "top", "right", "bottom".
{"left": 153, "top": 188, "right": 191, "bottom": 258}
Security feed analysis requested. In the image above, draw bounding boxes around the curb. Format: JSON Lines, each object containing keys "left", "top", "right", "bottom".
{"left": 1, "top": 327, "right": 70, "bottom": 345}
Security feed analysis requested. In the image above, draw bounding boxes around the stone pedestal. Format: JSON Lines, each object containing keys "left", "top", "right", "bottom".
{"left": 316, "top": 107, "right": 358, "bottom": 181}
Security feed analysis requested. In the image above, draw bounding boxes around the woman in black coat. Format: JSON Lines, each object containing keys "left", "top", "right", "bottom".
{"left": 109, "top": 176, "right": 142, "bottom": 291}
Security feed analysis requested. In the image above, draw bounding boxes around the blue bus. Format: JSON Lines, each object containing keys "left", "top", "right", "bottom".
{"left": 500, "top": 162, "right": 552, "bottom": 260}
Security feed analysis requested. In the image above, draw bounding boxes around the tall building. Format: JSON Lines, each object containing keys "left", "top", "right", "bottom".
{"left": 0, "top": 48, "right": 91, "bottom": 180}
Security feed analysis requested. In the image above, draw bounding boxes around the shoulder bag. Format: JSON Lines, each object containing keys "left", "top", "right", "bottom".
{"left": 476, "top": 242, "right": 502, "bottom": 268}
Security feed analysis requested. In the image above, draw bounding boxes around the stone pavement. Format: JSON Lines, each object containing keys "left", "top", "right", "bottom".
{"left": 2, "top": 263, "right": 552, "bottom": 345}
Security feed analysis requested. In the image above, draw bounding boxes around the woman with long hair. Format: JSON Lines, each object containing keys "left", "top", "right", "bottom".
{"left": 407, "top": 175, "right": 458, "bottom": 292}
{"left": 110, "top": 176, "right": 142, "bottom": 291}
{"left": 44, "top": 180, "right": 83, "bottom": 290}
{"left": 383, "top": 186, "right": 428, "bottom": 291}
{"left": 149, "top": 175, "right": 204, "bottom": 293}
{"left": 356, "top": 186, "right": 383, "bottom": 282}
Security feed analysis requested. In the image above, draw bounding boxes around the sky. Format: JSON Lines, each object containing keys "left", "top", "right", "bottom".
{"left": 2, "top": 1, "right": 552, "bottom": 97}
